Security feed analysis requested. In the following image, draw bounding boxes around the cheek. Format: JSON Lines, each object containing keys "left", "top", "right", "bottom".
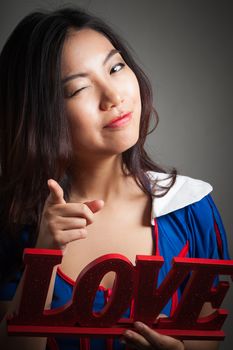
{"left": 65, "top": 100, "right": 97, "bottom": 131}
{"left": 125, "top": 72, "right": 141, "bottom": 109}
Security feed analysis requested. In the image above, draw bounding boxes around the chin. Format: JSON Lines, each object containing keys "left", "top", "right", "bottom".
{"left": 109, "top": 134, "right": 139, "bottom": 155}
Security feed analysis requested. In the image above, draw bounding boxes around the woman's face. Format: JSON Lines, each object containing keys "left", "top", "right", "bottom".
{"left": 61, "top": 28, "right": 141, "bottom": 161}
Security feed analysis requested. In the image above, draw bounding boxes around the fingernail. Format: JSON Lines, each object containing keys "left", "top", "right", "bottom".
{"left": 134, "top": 321, "right": 145, "bottom": 329}
{"left": 124, "top": 330, "right": 133, "bottom": 338}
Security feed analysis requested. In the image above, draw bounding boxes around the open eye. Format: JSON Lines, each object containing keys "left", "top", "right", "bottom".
{"left": 110, "top": 62, "right": 125, "bottom": 74}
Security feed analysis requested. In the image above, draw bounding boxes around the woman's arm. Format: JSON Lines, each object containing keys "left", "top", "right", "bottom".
{"left": 0, "top": 271, "right": 47, "bottom": 350}
{"left": 0, "top": 179, "right": 104, "bottom": 348}
{"left": 0, "top": 261, "right": 60, "bottom": 350}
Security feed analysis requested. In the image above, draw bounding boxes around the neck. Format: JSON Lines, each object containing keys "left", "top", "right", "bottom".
{"left": 69, "top": 155, "right": 131, "bottom": 202}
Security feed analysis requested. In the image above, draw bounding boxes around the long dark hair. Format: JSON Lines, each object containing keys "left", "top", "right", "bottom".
{"left": 0, "top": 7, "right": 176, "bottom": 240}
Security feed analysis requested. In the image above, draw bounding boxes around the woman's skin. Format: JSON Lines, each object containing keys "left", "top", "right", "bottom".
{"left": 0, "top": 28, "right": 219, "bottom": 350}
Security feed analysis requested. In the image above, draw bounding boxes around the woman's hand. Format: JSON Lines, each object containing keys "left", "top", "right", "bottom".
{"left": 122, "top": 321, "right": 184, "bottom": 350}
{"left": 36, "top": 179, "right": 104, "bottom": 251}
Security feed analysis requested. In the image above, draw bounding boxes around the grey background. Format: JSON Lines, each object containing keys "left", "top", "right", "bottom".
{"left": 0, "top": 0, "right": 232, "bottom": 348}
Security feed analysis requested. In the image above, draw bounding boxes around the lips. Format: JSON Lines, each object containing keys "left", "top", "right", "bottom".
{"left": 104, "top": 112, "right": 132, "bottom": 128}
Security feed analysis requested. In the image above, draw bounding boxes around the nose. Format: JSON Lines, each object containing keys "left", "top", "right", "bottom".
{"left": 99, "top": 84, "right": 123, "bottom": 111}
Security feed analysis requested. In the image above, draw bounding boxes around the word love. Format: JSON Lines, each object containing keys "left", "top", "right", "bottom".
{"left": 8, "top": 249, "right": 233, "bottom": 341}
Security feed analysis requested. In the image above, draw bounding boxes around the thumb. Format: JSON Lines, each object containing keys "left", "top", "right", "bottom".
{"left": 47, "top": 179, "right": 66, "bottom": 205}
{"left": 84, "top": 199, "right": 104, "bottom": 213}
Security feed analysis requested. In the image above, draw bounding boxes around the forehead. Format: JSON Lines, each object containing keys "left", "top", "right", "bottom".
{"left": 61, "top": 28, "right": 115, "bottom": 76}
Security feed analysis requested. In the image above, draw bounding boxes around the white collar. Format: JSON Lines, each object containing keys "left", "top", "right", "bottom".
{"left": 147, "top": 171, "right": 213, "bottom": 223}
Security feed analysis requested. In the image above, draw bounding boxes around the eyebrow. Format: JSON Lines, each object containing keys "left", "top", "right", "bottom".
{"left": 62, "top": 48, "right": 120, "bottom": 84}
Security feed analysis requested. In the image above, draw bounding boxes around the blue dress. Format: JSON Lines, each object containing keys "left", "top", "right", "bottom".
{"left": 0, "top": 174, "right": 230, "bottom": 350}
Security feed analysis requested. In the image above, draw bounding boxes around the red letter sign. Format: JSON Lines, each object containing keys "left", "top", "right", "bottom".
{"left": 7, "top": 249, "right": 233, "bottom": 342}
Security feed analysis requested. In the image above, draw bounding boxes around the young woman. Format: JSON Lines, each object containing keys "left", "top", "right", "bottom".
{"left": 0, "top": 7, "right": 229, "bottom": 350}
